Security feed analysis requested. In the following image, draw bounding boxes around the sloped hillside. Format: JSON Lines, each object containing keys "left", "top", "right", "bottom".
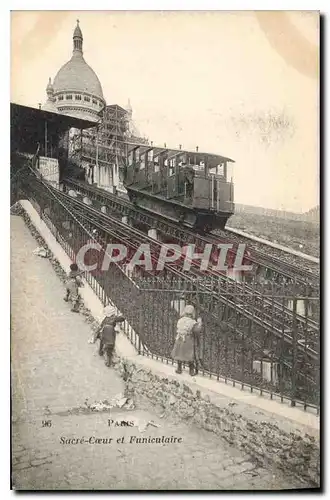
{"left": 304, "top": 206, "right": 319, "bottom": 222}
{"left": 229, "top": 212, "right": 320, "bottom": 258}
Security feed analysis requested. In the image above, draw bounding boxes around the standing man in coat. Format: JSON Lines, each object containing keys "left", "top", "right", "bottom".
{"left": 171, "top": 305, "right": 202, "bottom": 376}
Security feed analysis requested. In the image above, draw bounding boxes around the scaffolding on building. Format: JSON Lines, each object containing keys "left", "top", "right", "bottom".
{"left": 69, "top": 104, "right": 149, "bottom": 191}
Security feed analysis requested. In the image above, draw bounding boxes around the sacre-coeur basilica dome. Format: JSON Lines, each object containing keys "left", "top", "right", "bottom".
{"left": 43, "top": 21, "right": 106, "bottom": 121}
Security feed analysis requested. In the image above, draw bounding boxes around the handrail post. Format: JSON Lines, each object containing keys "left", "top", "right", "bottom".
{"left": 291, "top": 297, "right": 298, "bottom": 407}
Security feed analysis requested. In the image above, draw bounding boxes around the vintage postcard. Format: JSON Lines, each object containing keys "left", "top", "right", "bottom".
{"left": 10, "top": 10, "right": 320, "bottom": 491}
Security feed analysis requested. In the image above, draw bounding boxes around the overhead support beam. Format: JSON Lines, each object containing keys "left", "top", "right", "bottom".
{"left": 152, "top": 149, "right": 168, "bottom": 157}
{"left": 127, "top": 144, "right": 141, "bottom": 155}
{"left": 167, "top": 151, "right": 185, "bottom": 161}
{"left": 136, "top": 146, "right": 153, "bottom": 156}
{"left": 143, "top": 147, "right": 154, "bottom": 155}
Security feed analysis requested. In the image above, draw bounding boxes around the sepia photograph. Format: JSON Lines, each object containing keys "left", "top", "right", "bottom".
{"left": 10, "top": 9, "right": 320, "bottom": 491}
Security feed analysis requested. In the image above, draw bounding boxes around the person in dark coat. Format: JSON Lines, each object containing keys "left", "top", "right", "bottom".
{"left": 171, "top": 305, "right": 202, "bottom": 376}
{"left": 64, "top": 263, "right": 84, "bottom": 313}
{"left": 92, "top": 306, "right": 125, "bottom": 367}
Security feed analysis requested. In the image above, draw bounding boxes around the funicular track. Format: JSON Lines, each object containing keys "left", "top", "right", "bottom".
{"left": 54, "top": 191, "right": 320, "bottom": 397}
{"left": 56, "top": 184, "right": 319, "bottom": 357}
{"left": 15, "top": 166, "right": 320, "bottom": 407}
{"left": 63, "top": 178, "right": 319, "bottom": 287}
{"left": 63, "top": 198, "right": 318, "bottom": 358}
{"left": 219, "top": 227, "right": 319, "bottom": 280}
{"left": 61, "top": 178, "right": 319, "bottom": 349}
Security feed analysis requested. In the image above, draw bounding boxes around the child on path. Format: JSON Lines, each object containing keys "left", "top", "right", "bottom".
{"left": 91, "top": 305, "right": 125, "bottom": 366}
{"left": 63, "top": 263, "right": 84, "bottom": 313}
{"left": 171, "top": 305, "right": 202, "bottom": 376}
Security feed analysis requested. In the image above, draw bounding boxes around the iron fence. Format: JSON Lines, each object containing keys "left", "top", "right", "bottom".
{"left": 12, "top": 166, "right": 320, "bottom": 412}
{"left": 134, "top": 277, "right": 320, "bottom": 410}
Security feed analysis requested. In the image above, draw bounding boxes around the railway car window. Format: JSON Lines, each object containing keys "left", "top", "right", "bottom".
{"left": 217, "top": 164, "right": 224, "bottom": 176}
{"left": 190, "top": 155, "right": 197, "bottom": 166}
{"left": 168, "top": 158, "right": 176, "bottom": 176}
{"left": 193, "top": 164, "right": 204, "bottom": 172}
{"left": 227, "top": 162, "right": 234, "bottom": 182}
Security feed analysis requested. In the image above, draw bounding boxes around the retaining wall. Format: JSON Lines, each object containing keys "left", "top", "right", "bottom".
{"left": 115, "top": 356, "right": 320, "bottom": 486}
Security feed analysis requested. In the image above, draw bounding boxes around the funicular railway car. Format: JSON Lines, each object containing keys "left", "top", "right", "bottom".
{"left": 122, "top": 143, "right": 235, "bottom": 233}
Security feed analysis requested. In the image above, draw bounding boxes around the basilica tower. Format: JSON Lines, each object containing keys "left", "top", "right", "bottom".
{"left": 44, "top": 20, "right": 106, "bottom": 121}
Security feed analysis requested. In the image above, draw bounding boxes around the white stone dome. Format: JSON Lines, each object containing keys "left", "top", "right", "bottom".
{"left": 53, "top": 54, "right": 104, "bottom": 101}
{"left": 45, "top": 20, "right": 106, "bottom": 122}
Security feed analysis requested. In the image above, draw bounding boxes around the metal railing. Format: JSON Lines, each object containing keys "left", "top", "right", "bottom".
{"left": 12, "top": 165, "right": 320, "bottom": 412}
{"left": 134, "top": 277, "right": 319, "bottom": 411}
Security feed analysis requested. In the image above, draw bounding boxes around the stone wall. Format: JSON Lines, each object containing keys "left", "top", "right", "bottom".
{"left": 115, "top": 357, "right": 320, "bottom": 487}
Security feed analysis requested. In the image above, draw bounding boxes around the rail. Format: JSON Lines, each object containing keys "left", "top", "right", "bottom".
{"left": 226, "top": 226, "right": 319, "bottom": 264}
{"left": 63, "top": 177, "right": 319, "bottom": 288}
{"left": 61, "top": 178, "right": 319, "bottom": 334}
{"left": 58, "top": 193, "right": 319, "bottom": 403}
{"left": 14, "top": 166, "right": 320, "bottom": 410}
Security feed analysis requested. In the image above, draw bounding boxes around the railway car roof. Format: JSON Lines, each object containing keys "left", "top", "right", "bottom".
{"left": 125, "top": 141, "right": 235, "bottom": 163}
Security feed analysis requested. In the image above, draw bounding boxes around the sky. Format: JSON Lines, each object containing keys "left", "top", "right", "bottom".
{"left": 10, "top": 10, "right": 319, "bottom": 212}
